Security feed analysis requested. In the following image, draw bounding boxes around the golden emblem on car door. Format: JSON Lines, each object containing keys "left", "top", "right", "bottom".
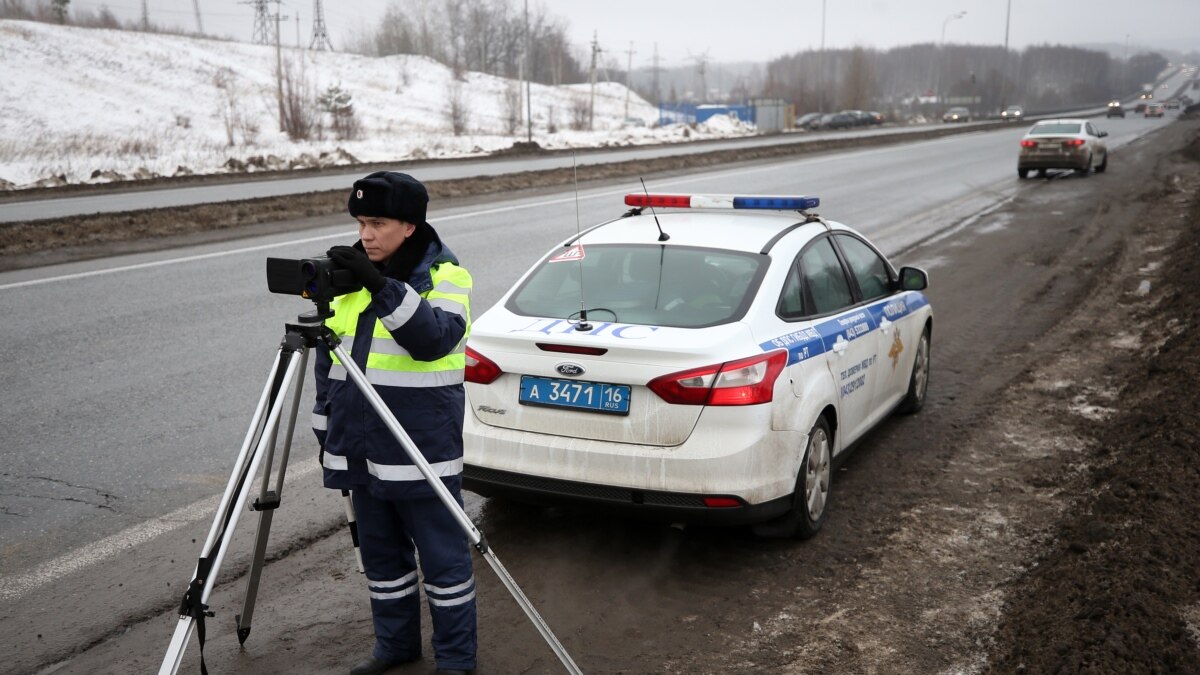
{"left": 888, "top": 329, "right": 904, "bottom": 369}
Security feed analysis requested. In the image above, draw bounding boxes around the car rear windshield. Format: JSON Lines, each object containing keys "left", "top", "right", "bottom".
{"left": 506, "top": 244, "right": 765, "bottom": 328}
{"left": 1031, "top": 123, "right": 1081, "bottom": 134}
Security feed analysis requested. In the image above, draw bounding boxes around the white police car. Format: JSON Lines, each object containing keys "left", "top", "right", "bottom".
{"left": 463, "top": 194, "right": 932, "bottom": 538}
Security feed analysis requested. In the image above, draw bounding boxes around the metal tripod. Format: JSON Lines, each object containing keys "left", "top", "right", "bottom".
{"left": 159, "top": 306, "right": 582, "bottom": 674}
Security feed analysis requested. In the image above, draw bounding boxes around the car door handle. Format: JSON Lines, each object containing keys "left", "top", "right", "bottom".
{"left": 831, "top": 337, "right": 849, "bottom": 355}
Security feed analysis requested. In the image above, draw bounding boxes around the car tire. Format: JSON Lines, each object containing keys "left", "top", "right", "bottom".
{"left": 1075, "top": 154, "right": 1092, "bottom": 177}
{"left": 1096, "top": 152, "right": 1108, "bottom": 174}
{"left": 1017, "top": 168, "right": 1029, "bottom": 179}
{"left": 1037, "top": 169, "right": 1048, "bottom": 178}
{"left": 896, "top": 326, "right": 931, "bottom": 415}
{"left": 751, "top": 416, "right": 832, "bottom": 540}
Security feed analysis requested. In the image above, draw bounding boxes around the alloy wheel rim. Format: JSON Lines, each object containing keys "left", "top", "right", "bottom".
{"left": 805, "top": 428, "right": 831, "bottom": 520}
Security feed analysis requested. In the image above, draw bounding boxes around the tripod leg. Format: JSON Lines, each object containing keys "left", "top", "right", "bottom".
{"left": 236, "top": 345, "right": 311, "bottom": 644}
{"left": 340, "top": 489, "right": 364, "bottom": 573}
{"left": 327, "top": 340, "right": 582, "bottom": 674}
{"left": 159, "top": 346, "right": 308, "bottom": 675}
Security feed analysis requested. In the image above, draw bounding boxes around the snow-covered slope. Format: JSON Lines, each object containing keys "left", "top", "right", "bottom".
{"left": 0, "top": 19, "right": 755, "bottom": 189}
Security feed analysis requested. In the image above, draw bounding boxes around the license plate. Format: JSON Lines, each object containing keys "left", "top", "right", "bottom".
{"left": 519, "top": 376, "right": 631, "bottom": 415}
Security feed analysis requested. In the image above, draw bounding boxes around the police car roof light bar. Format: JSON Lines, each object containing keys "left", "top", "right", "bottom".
{"left": 624, "top": 193, "right": 820, "bottom": 210}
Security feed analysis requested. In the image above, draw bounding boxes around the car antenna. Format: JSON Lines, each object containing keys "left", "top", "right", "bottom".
{"left": 640, "top": 177, "right": 670, "bottom": 241}
{"left": 571, "top": 151, "right": 593, "bottom": 331}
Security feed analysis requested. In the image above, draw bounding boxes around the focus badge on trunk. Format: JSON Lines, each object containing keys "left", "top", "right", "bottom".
{"left": 555, "top": 363, "right": 585, "bottom": 377}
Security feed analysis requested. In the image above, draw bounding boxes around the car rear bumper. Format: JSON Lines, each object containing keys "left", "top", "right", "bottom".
{"left": 463, "top": 465, "right": 792, "bottom": 525}
{"left": 1018, "top": 154, "right": 1089, "bottom": 171}
{"left": 463, "top": 403, "right": 804, "bottom": 524}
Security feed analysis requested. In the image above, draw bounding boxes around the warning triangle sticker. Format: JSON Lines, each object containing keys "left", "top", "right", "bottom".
{"left": 548, "top": 244, "right": 585, "bottom": 263}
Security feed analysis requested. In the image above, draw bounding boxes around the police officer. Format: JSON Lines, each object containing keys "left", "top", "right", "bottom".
{"left": 312, "top": 172, "right": 476, "bottom": 675}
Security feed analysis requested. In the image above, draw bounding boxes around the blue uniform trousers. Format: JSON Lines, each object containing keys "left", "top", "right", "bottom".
{"left": 352, "top": 489, "right": 477, "bottom": 671}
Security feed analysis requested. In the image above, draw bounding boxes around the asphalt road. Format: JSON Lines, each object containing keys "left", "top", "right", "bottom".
{"left": 0, "top": 106, "right": 1183, "bottom": 674}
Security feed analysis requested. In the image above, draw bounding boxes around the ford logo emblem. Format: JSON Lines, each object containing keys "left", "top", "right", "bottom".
{"left": 555, "top": 363, "right": 585, "bottom": 377}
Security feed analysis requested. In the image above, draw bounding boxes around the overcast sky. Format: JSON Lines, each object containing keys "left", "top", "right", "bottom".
{"left": 69, "top": 0, "right": 1200, "bottom": 65}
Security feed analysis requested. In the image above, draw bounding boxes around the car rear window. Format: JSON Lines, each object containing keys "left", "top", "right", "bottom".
{"left": 1031, "top": 123, "right": 1081, "bottom": 134}
{"left": 506, "top": 244, "right": 765, "bottom": 328}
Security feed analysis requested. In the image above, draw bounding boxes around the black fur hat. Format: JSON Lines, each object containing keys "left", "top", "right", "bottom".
{"left": 347, "top": 171, "right": 428, "bottom": 225}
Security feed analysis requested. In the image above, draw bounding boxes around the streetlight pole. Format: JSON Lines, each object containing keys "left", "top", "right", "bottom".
{"left": 815, "top": 0, "right": 826, "bottom": 113}
{"left": 937, "top": 11, "right": 966, "bottom": 111}
{"left": 1000, "top": 0, "right": 1011, "bottom": 111}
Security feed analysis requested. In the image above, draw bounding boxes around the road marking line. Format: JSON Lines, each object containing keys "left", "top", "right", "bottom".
{"left": 0, "top": 462, "right": 320, "bottom": 602}
{"left": 0, "top": 143, "right": 917, "bottom": 293}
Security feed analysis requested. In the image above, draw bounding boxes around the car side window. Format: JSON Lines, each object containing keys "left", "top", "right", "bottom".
{"left": 835, "top": 234, "right": 892, "bottom": 302}
{"left": 799, "top": 238, "right": 854, "bottom": 315}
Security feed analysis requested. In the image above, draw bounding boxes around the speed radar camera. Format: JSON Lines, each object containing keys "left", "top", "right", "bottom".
{"left": 266, "top": 256, "right": 363, "bottom": 303}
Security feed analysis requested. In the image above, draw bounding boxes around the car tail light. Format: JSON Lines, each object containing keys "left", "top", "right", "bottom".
{"left": 465, "top": 346, "right": 502, "bottom": 384}
{"left": 1020, "top": 140, "right": 1037, "bottom": 148}
{"left": 647, "top": 351, "right": 787, "bottom": 406}
{"left": 1063, "top": 139, "right": 1086, "bottom": 147}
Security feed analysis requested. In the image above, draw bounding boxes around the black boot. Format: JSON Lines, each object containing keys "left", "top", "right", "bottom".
{"left": 349, "top": 656, "right": 405, "bottom": 675}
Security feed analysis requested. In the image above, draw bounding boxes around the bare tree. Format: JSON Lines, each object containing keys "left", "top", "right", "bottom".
{"left": 446, "top": 81, "right": 469, "bottom": 136}
{"left": 502, "top": 80, "right": 522, "bottom": 135}
{"left": 280, "top": 59, "right": 317, "bottom": 141}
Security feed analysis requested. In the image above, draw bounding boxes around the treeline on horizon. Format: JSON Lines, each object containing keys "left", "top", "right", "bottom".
{"left": 1, "top": 0, "right": 1188, "bottom": 114}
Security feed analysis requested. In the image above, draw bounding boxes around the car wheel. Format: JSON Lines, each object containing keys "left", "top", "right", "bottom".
{"left": 1096, "top": 152, "right": 1108, "bottom": 174}
{"left": 1037, "top": 169, "right": 1048, "bottom": 178}
{"left": 751, "top": 417, "right": 832, "bottom": 539}
{"left": 896, "top": 326, "right": 931, "bottom": 415}
{"left": 1075, "top": 154, "right": 1092, "bottom": 177}
{"left": 1017, "top": 168, "right": 1029, "bottom": 179}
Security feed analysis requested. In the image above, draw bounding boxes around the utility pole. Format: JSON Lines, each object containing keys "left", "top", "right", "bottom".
{"left": 140, "top": 0, "right": 149, "bottom": 30}
{"left": 192, "top": 0, "right": 204, "bottom": 34}
{"left": 273, "top": 6, "right": 289, "bottom": 132}
{"left": 651, "top": 43, "right": 661, "bottom": 107}
{"left": 624, "top": 41, "right": 636, "bottom": 120}
{"left": 310, "top": 0, "right": 333, "bottom": 51}
{"left": 524, "top": 0, "right": 532, "bottom": 142}
{"left": 692, "top": 52, "right": 709, "bottom": 102}
{"left": 589, "top": 31, "right": 601, "bottom": 131}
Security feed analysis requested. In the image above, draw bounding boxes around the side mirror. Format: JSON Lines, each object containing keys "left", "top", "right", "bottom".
{"left": 1099, "top": 130, "right": 1109, "bottom": 137}
{"left": 899, "top": 266, "right": 929, "bottom": 291}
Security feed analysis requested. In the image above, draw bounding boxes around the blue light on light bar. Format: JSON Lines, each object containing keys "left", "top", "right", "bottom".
{"left": 733, "top": 196, "right": 820, "bottom": 210}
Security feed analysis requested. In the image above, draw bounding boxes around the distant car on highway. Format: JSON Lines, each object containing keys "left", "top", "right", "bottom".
{"left": 942, "top": 106, "right": 971, "bottom": 123}
{"left": 463, "top": 192, "right": 934, "bottom": 538}
{"left": 1145, "top": 102, "right": 1166, "bottom": 118}
{"left": 1165, "top": 99, "right": 1180, "bottom": 110}
{"left": 1000, "top": 105, "right": 1024, "bottom": 121}
{"left": 1106, "top": 100, "right": 1126, "bottom": 118}
{"left": 1017, "top": 119, "right": 1109, "bottom": 179}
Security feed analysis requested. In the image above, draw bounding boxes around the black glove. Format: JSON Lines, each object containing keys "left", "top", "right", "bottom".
{"left": 327, "top": 245, "right": 387, "bottom": 294}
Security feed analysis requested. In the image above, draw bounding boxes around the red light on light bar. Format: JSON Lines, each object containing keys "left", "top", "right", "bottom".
{"left": 625, "top": 194, "right": 692, "bottom": 208}
{"left": 535, "top": 343, "right": 608, "bottom": 356}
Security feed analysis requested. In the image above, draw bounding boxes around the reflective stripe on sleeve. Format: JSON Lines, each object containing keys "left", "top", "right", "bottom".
{"left": 380, "top": 284, "right": 421, "bottom": 331}
{"left": 428, "top": 297, "right": 467, "bottom": 318}
{"left": 312, "top": 412, "right": 327, "bottom": 431}
{"left": 433, "top": 278, "right": 470, "bottom": 295}
{"left": 366, "top": 457, "right": 463, "bottom": 482}
{"left": 322, "top": 452, "right": 348, "bottom": 471}
{"left": 369, "top": 337, "right": 410, "bottom": 357}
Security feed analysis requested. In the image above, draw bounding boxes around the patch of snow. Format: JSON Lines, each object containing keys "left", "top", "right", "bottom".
{"left": 0, "top": 19, "right": 755, "bottom": 188}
